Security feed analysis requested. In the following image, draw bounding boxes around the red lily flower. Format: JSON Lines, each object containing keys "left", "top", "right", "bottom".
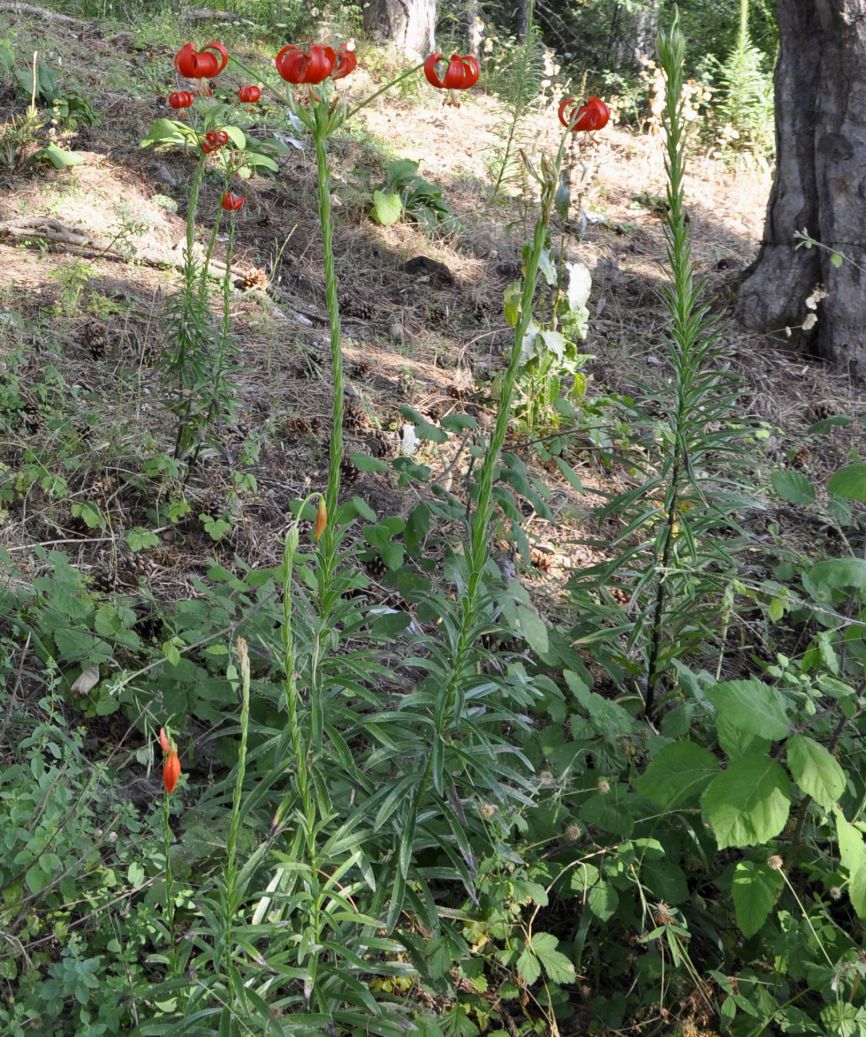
{"left": 558, "top": 95, "right": 610, "bottom": 133}
{"left": 238, "top": 84, "right": 261, "bottom": 103}
{"left": 158, "top": 727, "right": 182, "bottom": 795}
{"left": 332, "top": 43, "right": 357, "bottom": 81}
{"left": 201, "top": 128, "right": 229, "bottom": 154}
{"left": 169, "top": 90, "right": 195, "bottom": 109}
{"left": 276, "top": 44, "right": 336, "bottom": 85}
{"left": 222, "top": 191, "right": 245, "bottom": 211}
{"left": 424, "top": 52, "right": 480, "bottom": 91}
{"left": 174, "top": 41, "right": 228, "bottom": 79}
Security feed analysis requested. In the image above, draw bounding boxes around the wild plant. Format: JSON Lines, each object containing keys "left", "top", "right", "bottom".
{"left": 141, "top": 73, "right": 277, "bottom": 464}
{"left": 568, "top": 16, "right": 749, "bottom": 721}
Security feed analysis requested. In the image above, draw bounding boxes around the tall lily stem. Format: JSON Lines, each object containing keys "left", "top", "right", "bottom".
{"left": 437, "top": 145, "right": 567, "bottom": 733}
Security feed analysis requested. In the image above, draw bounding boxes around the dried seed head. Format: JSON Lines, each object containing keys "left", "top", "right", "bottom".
{"left": 767, "top": 854, "right": 784, "bottom": 872}
{"left": 479, "top": 802, "right": 496, "bottom": 819}
{"left": 597, "top": 778, "right": 611, "bottom": 795}
{"left": 565, "top": 822, "right": 583, "bottom": 842}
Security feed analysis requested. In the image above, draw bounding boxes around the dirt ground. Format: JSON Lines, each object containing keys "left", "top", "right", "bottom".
{"left": 1, "top": 6, "right": 863, "bottom": 613}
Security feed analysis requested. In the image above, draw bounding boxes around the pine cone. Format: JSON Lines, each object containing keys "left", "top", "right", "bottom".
{"left": 339, "top": 294, "right": 375, "bottom": 319}
{"left": 80, "top": 319, "right": 108, "bottom": 358}
{"left": 343, "top": 399, "right": 368, "bottom": 431}
{"left": 340, "top": 457, "right": 360, "bottom": 485}
{"left": 235, "top": 268, "right": 269, "bottom": 292}
{"left": 364, "top": 555, "right": 387, "bottom": 578}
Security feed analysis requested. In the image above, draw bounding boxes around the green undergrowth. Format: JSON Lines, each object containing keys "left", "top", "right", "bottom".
{"left": 2, "top": 7, "right": 866, "bottom": 1037}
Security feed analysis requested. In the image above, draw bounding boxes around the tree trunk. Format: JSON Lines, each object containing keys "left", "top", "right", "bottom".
{"left": 609, "top": 0, "right": 661, "bottom": 70}
{"left": 514, "top": 0, "right": 529, "bottom": 43}
{"left": 462, "top": 0, "right": 481, "bottom": 54}
{"left": 737, "top": 0, "right": 866, "bottom": 377}
{"left": 632, "top": 0, "right": 661, "bottom": 63}
{"left": 363, "top": 0, "right": 436, "bottom": 58}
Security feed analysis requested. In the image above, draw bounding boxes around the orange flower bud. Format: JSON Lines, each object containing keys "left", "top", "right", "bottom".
{"left": 163, "top": 751, "right": 181, "bottom": 794}
{"left": 313, "top": 498, "right": 327, "bottom": 541}
{"left": 158, "top": 726, "right": 181, "bottom": 794}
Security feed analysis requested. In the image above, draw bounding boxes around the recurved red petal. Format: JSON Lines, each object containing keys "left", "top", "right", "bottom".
{"left": 424, "top": 52, "right": 446, "bottom": 89}
{"left": 174, "top": 44, "right": 198, "bottom": 77}
{"left": 305, "top": 45, "right": 336, "bottom": 84}
{"left": 276, "top": 44, "right": 308, "bottom": 84}
{"left": 159, "top": 727, "right": 171, "bottom": 752}
{"left": 332, "top": 43, "right": 356, "bottom": 80}
{"left": 202, "top": 40, "right": 228, "bottom": 75}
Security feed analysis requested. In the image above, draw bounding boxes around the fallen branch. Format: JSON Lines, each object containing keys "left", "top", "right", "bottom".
{"left": 0, "top": 215, "right": 323, "bottom": 327}
{"left": 0, "top": 2, "right": 89, "bottom": 25}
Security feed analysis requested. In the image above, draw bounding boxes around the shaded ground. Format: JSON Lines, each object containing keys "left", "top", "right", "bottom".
{"left": 1, "top": 4, "right": 864, "bottom": 615}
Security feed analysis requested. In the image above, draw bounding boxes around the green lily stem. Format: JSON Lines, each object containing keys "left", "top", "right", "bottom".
{"left": 341, "top": 62, "right": 423, "bottom": 123}
{"left": 162, "top": 791, "right": 177, "bottom": 978}
{"left": 221, "top": 636, "right": 250, "bottom": 977}
{"left": 226, "top": 52, "right": 424, "bottom": 132}
{"left": 438, "top": 132, "right": 570, "bottom": 731}
{"left": 279, "top": 505, "right": 324, "bottom": 1009}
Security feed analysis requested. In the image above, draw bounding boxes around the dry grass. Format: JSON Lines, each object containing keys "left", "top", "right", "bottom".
{"left": 1, "top": 7, "right": 863, "bottom": 616}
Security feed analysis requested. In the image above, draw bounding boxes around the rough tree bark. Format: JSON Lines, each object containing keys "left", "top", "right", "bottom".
{"left": 736, "top": 0, "right": 866, "bottom": 377}
{"left": 514, "top": 0, "right": 529, "bottom": 42}
{"left": 609, "top": 0, "right": 661, "bottom": 69}
{"left": 363, "top": 0, "right": 436, "bottom": 58}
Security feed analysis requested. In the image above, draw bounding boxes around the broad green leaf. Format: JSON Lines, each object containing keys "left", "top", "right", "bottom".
{"left": 828, "top": 463, "right": 866, "bottom": 502}
{"left": 701, "top": 754, "right": 791, "bottom": 849}
{"left": 514, "top": 605, "right": 548, "bottom": 656}
{"left": 127, "top": 527, "right": 159, "bottom": 552}
{"left": 634, "top": 740, "right": 720, "bottom": 809}
{"left": 347, "top": 452, "right": 389, "bottom": 473}
{"left": 786, "top": 735, "right": 846, "bottom": 810}
{"left": 504, "top": 281, "right": 521, "bottom": 326}
{"left": 850, "top": 866, "right": 866, "bottom": 921}
{"left": 371, "top": 190, "right": 402, "bottom": 226}
{"left": 439, "top": 413, "right": 476, "bottom": 432}
{"left": 531, "top": 932, "right": 576, "bottom": 984}
{"left": 834, "top": 807, "right": 866, "bottom": 876}
{"left": 34, "top": 143, "right": 84, "bottom": 168}
{"left": 805, "top": 557, "right": 866, "bottom": 597}
{"left": 587, "top": 881, "right": 619, "bottom": 921}
{"left": 707, "top": 679, "right": 791, "bottom": 741}
{"left": 732, "top": 860, "right": 783, "bottom": 937}
{"left": 516, "top": 944, "right": 541, "bottom": 986}
{"left": 770, "top": 470, "right": 815, "bottom": 505}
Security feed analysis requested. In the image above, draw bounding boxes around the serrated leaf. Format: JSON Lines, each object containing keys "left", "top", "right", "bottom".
{"left": 770, "top": 470, "right": 815, "bottom": 505}
{"left": 516, "top": 944, "right": 541, "bottom": 986}
{"left": 707, "top": 679, "right": 791, "bottom": 741}
{"left": 701, "top": 754, "right": 791, "bottom": 849}
{"left": 439, "top": 413, "right": 476, "bottom": 432}
{"left": 634, "top": 740, "right": 720, "bottom": 808}
{"left": 347, "top": 452, "right": 389, "bottom": 473}
{"left": 127, "top": 527, "right": 159, "bottom": 552}
{"left": 732, "top": 860, "right": 783, "bottom": 937}
{"left": 531, "top": 932, "right": 575, "bottom": 984}
{"left": 828, "top": 463, "right": 866, "bottom": 503}
{"left": 587, "top": 881, "right": 619, "bottom": 921}
{"left": 786, "top": 735, "right": 845, "bottom": 810}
